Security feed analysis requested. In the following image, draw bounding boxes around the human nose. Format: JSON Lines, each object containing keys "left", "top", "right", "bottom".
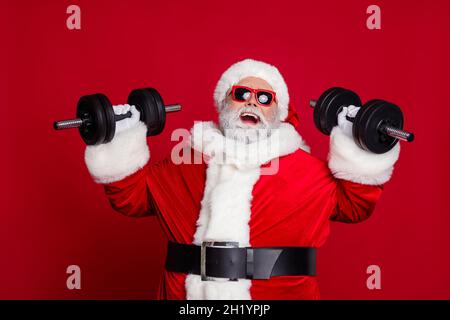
{"left": 245, "top": 92, "right": 258, "bottom": 107}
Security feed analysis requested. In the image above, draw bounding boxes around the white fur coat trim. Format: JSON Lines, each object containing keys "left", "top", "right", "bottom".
{"left": 328, "top": 126, "right": 400, "bottom": 185}
{"left": 190, "top": 121, "right": 310, "bottom": 169}
{"left": 84, "top": 122, "right": 150, "bottom": 184}
{"left": 186, "top": 121, "right": 306, "bottom": 300}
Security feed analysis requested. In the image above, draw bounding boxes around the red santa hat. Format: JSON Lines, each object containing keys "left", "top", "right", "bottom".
{"left": 213, "top": 59, "right": 300, "bottom": 127}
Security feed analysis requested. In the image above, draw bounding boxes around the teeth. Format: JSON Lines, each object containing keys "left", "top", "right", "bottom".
{"left": 241, "top": 112, "right": 260, "bottom": 120}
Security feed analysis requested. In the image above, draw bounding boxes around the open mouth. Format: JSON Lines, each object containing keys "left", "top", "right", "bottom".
{"left": 240, "top": 112, "right": 261, "bottom": 125}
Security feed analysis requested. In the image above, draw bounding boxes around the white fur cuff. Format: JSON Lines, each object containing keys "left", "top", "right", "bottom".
{"left": 328, "top": 126, "right": 400, "bottom": 185}
{"left": 84, "top": 122, "right": 150, "bottom": 184}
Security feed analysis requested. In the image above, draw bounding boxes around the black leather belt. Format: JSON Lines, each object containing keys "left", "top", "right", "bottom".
{"left": 165, "top": 241, "right": 316, "bottom": 280}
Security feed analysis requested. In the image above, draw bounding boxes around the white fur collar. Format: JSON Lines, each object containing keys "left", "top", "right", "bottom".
{"left": 189, "top": 121, "right": 310, "bottom": 169}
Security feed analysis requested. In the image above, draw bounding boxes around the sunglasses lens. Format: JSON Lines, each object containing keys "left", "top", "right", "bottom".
{"left": 234, "top": 87, "right": 251, "bottom": 101}
{"left": 257, "top": 92, "right": 273, "bottom": 105}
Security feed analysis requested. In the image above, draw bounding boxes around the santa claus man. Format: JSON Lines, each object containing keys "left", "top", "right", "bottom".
{"left": 84, "top": 59, "right": 400, "bottom": 300}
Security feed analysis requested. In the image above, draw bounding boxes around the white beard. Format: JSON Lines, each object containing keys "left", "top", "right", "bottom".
{"left": 218, "top": 102, "right": 281, "bottom": 144}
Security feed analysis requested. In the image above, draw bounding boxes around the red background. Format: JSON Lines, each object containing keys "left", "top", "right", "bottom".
{"left": 1, "top": 0, "right": 449, "bottom": 299}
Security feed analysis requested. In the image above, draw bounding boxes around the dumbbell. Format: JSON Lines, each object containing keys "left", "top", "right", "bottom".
{"left": 53, "top": 88, "right": 181, "bottom": 145}
{"left": 310, "top": 87, "right": 414, "bottom": 154}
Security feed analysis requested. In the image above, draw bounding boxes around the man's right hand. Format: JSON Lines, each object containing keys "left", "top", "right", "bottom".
{"left": 114, "top": 104, "right": 141, "bottom": 135}
{"left": 337, "top": 105, "right": 360, "bottom": 139}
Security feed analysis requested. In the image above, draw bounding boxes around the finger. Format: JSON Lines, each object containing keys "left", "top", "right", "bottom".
{"left": 347, "top": 105, "right": 359, "bottom": 117}
{"left": 337, "top": 107, "right": 347, "bottom": 124}
{"left": 130, "top": 105, "right": 141, "bottom": 119}
{"left": 341, "top": 106, "right": 348, "bottom": 115}
{"left": 114, "top": 105, "right": 124, "bottom": 115}
{"left": 119, "top": 104, "right": 128, "bottom": 115}
{"left": 122, "top": 104, "right": 131, "bottom": 113}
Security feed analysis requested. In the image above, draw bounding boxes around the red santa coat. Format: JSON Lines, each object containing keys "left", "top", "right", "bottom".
{"left": 84, "top": 120, "right": 400, "bottom": 300}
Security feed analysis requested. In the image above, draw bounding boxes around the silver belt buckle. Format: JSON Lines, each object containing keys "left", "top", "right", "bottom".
{"left": 200, "top": 241, "right": 239, "bottom": 281}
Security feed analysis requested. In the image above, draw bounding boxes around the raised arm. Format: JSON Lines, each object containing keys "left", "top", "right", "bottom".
{"left": 84, "top": 105, "right": 155, "bottom": 217}
{"left": 327, "top": 107, "right": 401, "bottom": 223}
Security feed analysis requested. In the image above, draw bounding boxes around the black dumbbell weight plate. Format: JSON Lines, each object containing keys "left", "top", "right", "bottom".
{"left": 76, "top": 94, "right": 112, "bottom": 145}
{"left": 314, "top": 87, "right": 362, "bottom": 135}
{"left": 353, "top": 99, "right": 404, "bottom": 154}
{"left": 101, "top": 95, "right": 116, "bottom": 144}
{"left": 128, "top": 88, "right": 166, "bottom": 136}
{"left": 314, "top": 87, "right": 338, "bottom": 135}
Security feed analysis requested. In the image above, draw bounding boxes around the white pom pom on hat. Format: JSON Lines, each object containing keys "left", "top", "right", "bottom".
{"left": 213, "top": 59, "right": 290, "bottom": 122}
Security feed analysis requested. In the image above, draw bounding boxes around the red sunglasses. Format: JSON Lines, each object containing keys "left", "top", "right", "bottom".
{"left": 230, "top": 85, "right": 277, "bottom": 107}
